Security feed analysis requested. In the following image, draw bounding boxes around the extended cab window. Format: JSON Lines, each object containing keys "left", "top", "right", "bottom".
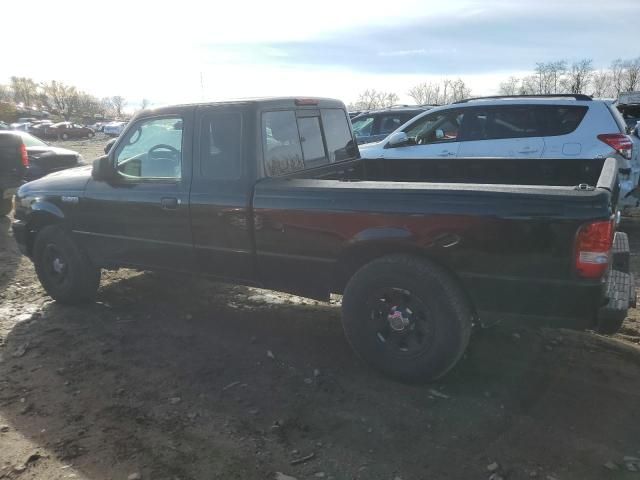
{"left": 263, "top": 111, "right": 304, "bottom": 176}
{"left": 297, "top": 116, "right": 327, "bottom": 168}
{"left": 115, "top": 117, "right": 183, "bottom": 179}
{"left": 199, "top": 112, "right": 242, "bottom": 179}
{"left": 321, "top": 108, "right": 356, "bottom": 162}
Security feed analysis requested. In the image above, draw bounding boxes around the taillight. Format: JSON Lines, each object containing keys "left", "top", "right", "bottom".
{"left": 20, "top": 143, "right": 29, "bottom": 167}
{"left": 574, "top": 220, "right": 614, "bottom": 279}
{"left": 597, "top": 133, "right": 633, "bottom": 160}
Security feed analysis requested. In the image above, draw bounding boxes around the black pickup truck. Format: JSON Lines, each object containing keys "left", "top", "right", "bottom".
{"left": 12, "top": 97, "right": 636, "bottom": 382}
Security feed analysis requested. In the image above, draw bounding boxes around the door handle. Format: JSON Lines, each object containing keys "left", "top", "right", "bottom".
{"left": 160, "top": 197, "right": 179, "bottom": 210}
{"left": 517, "top": 148, "right": 539, "bottom": 154}
{"left": 438, "top": 150, "right": 455, "bottom": 157}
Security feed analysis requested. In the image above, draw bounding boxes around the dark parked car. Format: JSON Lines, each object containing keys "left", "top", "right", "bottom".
{"left": 351, "top": 106, "right": 433, "bottom": 145}
{"left": 44, "top": 122, "right": 95, "bottom": 140}
{"left": 12, "top": 97, "right": 635, "bottom": 382}
{"left": 0, "top": 132, "right": 27, "bottom": 215}
{"left": 0, "top": 131, "right": 85, "bottom": 183}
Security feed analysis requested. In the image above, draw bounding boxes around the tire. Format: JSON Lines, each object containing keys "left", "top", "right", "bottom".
{"left": 33, "top": 225, "right": 101, "bottom": 304}
{"left": 341, "top": 254, "right": 473, "bottom": 382}
{"left": 61, "top": 132, "right": 69, "bottom": 140}
{"left": 0, "top": 197, "right": 12, "bottom": 216}
{"left": 87, "top": 131, "right": 94, "bottom": 138}
{"left": 596, "top": 311, "right": 626, "bottom": 335}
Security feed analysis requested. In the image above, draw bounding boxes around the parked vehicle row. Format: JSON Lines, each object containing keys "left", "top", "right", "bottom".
{"left": 0, "top": 130, "right": 85, "bottom": 215}
{"left": 11, "top": 97, "right": 635, "bottom": 382}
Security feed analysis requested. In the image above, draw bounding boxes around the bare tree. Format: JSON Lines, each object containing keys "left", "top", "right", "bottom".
{"left": 561, "top": 59, "right": 593, "bottom": 94}
{"left": 141, "top": 98, "right": 151, "bottom": 110}
{"left": 611, "top": 59, "right": 626, "bottom": 96}
{"left": 380, "top": 92, "right": 400, "bottom": 108}
{"left": 41, "top": 81, "right": 80, "bottom": 119}
{"left": 408, "top": 82, "right": 442, "bottom": 105}
{"left": 623, "top": 57, "right": 640, "bottom": 92}
{"left": 407, "top": 78, "right": 471, "bottom": 105}
{"left": 591, "top": 70, "right": 613, "bottom": 98}
{"left": 0, "top": 84, "right": 12, "bottom": 102}
{"left": 350, "top": 89, "right": 401, "bottom": 110}
{"left": 10, "top": 76, "right": 39, "bottom": 106}
{"left": 519, "top": 75, "right": 539, "bottom": 95}
{"left": 449, "top": 78, "right": 472, "bottom": 102}
{"left": 499, "top": 77, "right": 520, "bottom": 96}
{"left": 111, "top": 96, "right": 127, "bottom": 118}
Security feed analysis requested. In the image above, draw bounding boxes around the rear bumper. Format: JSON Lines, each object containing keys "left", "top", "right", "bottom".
{"left": 465, "top": 232, "right": 635, "bottom": 329}
{"left": 597, "top": 231, "right": 636, "bottom": 323}
{"left": 11, "top": 219, "right": 29, "bottom": 256}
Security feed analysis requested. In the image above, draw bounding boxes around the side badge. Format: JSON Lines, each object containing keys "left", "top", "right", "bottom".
{"left": 61, "top": 196, "right": 79, "bottom": 204}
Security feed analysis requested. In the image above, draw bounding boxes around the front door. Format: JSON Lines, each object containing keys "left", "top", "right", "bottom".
{"left": 381, "top": 109, "right": 464, "bottom": 159}
{"left": 76, "top": 114, "right": 194, "bottom": 271}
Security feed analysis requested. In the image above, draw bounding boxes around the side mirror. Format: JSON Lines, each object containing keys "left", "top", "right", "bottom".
{"left": 435, "top": 129, "right": 445, "bottom": 140}
{"left": 104, "top": 138, "right": 116, "bottom": 154}
{"left": 91, "top": 155, "right": 115, "bottom": 181}
{"left": 385, "top": 131, "right": 409, "bottom": 148}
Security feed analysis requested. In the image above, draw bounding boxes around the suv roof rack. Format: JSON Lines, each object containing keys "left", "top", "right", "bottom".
{"left": 453, "top": 94, "right": 593, "bottom": 104}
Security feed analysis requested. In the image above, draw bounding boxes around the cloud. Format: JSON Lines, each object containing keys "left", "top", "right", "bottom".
{"left": 202, "top": 1, "right": 640, "bottom": 75}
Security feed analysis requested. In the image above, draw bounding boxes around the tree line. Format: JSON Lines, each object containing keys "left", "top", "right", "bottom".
{"left": 499, "top": 58, "right": 640, "bottom": 97}
{"left": 0, "top": 76, "right": 142, "bottom": 122}
{"left": 348, "top": 56, "right": 640, "bottom": 111}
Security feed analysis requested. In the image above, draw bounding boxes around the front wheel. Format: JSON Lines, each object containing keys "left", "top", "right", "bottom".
{"left": 33, "top": 225, "right": 101, "bottom": 304}
{"left": 341, "top": 254, "right": 473, "bottom": 382}
{"left": 87, "top": 131, "right": 94, "bottom": 138}
{"left": 0, "top": 197, "right": 12, "bottom": 216}
{"left": 61, "top": 132, "right": 69, "bottom": 140}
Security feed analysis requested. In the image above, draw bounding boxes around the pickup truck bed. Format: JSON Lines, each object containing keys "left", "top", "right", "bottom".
{"left": 11, "top": 97, "right": 635, "bottom": 382}
{"left": 253, "top": 157, "right": 621, "bottom": 324}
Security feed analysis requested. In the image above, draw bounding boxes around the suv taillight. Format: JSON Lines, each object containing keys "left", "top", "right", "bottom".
{"left": 20, "top": 143, "right": 29, "bottom": 167}
{"left": 574, "top": 220, "right": 614, "bottom": 279}
{"left": 597, "top": 133, "right": 633, "bottom": 160}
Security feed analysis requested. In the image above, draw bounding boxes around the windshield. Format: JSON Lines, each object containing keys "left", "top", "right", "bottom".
{"left": 17, "top": 132, "right": 47, "bottom": 147}
{"left": 351, "top": 116, "right": 374, "bottom": 137}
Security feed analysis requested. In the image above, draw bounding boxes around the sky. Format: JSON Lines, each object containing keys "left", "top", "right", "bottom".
{"left": 1, "top": 0, "right": 639, "bottom": 109}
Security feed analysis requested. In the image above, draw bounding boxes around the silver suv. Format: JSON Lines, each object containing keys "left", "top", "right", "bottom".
{"left": 359, "top": 95, "right": 637, "bottom": 207}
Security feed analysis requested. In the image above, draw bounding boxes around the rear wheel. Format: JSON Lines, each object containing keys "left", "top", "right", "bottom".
{"left": 0, "top": 198, "right": 12, "bottom": 216}
{"left": 87, "top": 131, "right": 94, "bottom": 138}
{"left": 61, "top": 132, "right": 69, "bottom": 140}
{"left": 33, "top": 225, "right": 101, "bottom": 304}
{"left": 341, "top": 254, "right": 473, "bottom": 382}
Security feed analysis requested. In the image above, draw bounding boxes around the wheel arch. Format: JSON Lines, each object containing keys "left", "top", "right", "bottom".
{"left": 24, "top": 203, "right": 66, "bottom": 256}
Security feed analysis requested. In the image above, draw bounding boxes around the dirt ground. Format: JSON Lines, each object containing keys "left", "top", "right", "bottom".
{"left": 2, "top": 136, "right": 640, "bottom": 480}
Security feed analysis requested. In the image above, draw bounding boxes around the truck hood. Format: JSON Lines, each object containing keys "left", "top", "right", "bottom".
{"left": 19, "top": 165, "right": 92, "bottom": 195}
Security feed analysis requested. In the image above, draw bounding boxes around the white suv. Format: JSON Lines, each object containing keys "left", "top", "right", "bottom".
{"left": 359, "top": 95, "right": 637, "bottom": 206}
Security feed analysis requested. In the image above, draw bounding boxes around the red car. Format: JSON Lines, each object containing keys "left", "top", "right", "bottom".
{"left": 43, "top": 122, "right": 95, "bottom": 140}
